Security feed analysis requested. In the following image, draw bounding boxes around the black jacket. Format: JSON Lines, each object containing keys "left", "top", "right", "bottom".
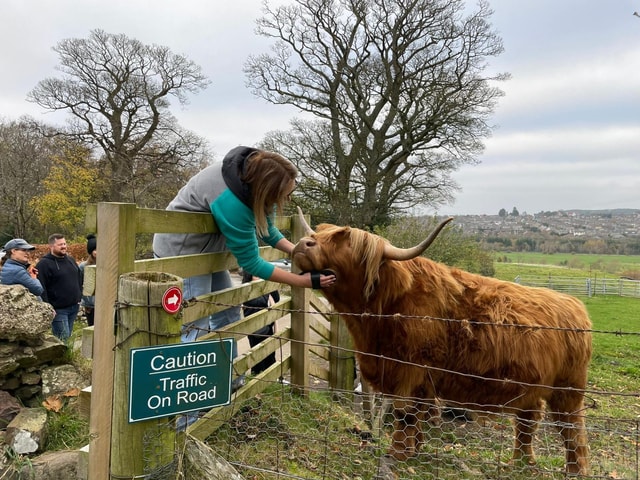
{"left": 36, "top": 253, "right": 82, "bottom": 309}
{"left": 243, "top": 290, "right": 280, "bottom": 317}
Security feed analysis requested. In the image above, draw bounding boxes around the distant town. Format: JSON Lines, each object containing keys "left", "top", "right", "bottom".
{"left": 441, "top": 209, "right": 640, "bottom": 255}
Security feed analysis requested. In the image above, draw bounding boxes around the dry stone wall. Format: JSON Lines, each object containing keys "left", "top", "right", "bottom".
{"left": 0, "top": 285, "right": 67, "bottom": 406}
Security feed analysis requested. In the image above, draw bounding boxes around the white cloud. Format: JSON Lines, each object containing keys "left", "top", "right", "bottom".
{"left": 484, "top": 125, "right": 640, "bottom": 163}
{"left": 0, "top": 0, "right": 638, "bottom": 215}
{"left": 495, "top": 49, "right": 640, "bottom": 128}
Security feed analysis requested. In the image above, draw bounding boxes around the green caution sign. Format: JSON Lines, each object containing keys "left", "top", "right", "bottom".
{"left": 128, "top": 339, "right": 234, "bottom": 423}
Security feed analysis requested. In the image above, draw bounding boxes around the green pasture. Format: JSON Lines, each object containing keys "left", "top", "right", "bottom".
{"left": 493, "top": 252, "right": 640, "bottom": 284}
{"left": 585, "top": 296, "right": 640, "bottom": 392}
{"left": 494, "top": 261, "right": 590, "bottom": 282}
{"left": 579, "top": 295, "right": 640, "bottom": 477}
{"left": 493, "top": 255, "right": 640, "bottom": 410}
{"left": 496, "top": 251, "right": 640, "bottom": 277}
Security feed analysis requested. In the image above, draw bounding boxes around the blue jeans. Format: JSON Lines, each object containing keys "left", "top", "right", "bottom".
{"left": 181, "top": 271, "right": 241, "bottom": 359}
{"left": 176, "top": 271, "right": 242, "bottom": 431}
{"left": 52, "top": 304, "right": 80, "bottom": 341}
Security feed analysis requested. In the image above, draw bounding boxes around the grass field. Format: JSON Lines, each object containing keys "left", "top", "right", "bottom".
{"left": 494, "top": 252, "right": 640, "bottom": 287}
{"left": 496, "top": 252, "right": 640, "bottom": 278}
{"left": 585, "top": 296, "right": 640, "bottom": 396}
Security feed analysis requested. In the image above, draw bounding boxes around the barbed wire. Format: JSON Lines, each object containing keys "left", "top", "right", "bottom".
{"left": 109, "top": 296, "right": 640, "bottom": 399}
{"left": 159, "top": 324, "right": 638, "bottom": 402}
{"left": 110, "top": 295, "right": 640, "bottom": 337}
{"left": 187, "top": 297, "right": 640, "bottom": 337}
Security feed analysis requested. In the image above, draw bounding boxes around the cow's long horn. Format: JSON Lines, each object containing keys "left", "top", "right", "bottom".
{"left": 383, "top": 217, "right": 453, "bottom": 260}
{"left": 296, "top": 206, "right": 315, "bottom": 236}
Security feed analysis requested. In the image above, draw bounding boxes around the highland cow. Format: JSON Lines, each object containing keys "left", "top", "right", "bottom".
{"left": 292, "top": 208, "right": 591, "bottom": 474}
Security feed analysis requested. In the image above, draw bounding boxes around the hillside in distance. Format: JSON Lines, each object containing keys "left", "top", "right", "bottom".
{"left": 437, "top": 209, "right": 640, "bottom": 255}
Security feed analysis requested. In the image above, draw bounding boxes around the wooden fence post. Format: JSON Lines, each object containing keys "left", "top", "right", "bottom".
{"left": 89, "top": 203, "right": 136, "bottom": 480}
{"left": 110, "top": 272, "right": 183, "bottom": 478}
{"left": 330, "top": 315, "right": 355, "bottom": 402}
{"left": 289, "top": 212, "right": 310, "bottom": 394}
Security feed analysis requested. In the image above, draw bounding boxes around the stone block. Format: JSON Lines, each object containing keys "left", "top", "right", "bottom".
{"left": 5, "top": 408, "right": 48, "bottom": 454}
{"left": 0, "top": 285, "right": 55, "bottom": 344}
{"left": 0, "top": 390, "right": 21, "bottom": 429}
{"left": 81, "top": 326, "right": 94, "bottom": 359}
{"left": 41, "top": 365, "right": 90, "bottom": 397}
{"left": 78, "top": 386, "right": 91, "bottom": 420}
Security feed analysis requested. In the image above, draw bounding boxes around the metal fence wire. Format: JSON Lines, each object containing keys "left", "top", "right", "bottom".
{"left": 514, "top": 275, "right": 640, "bottom": 298}
{"left": 193, "top": 357, "right": 640, "bottom": 480}
{"left": 172, "top": 308, "right": 640, "bottom": 480}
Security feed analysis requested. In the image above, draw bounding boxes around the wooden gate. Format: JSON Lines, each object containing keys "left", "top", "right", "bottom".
{"left": 83, "top": 202, "right": 355, "bottom": 480}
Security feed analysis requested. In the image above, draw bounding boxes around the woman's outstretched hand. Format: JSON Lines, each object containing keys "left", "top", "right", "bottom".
{"left": 301, "top": 271, "right": 336, "bottom": 289}
{"left": 268, "top": 266, "right": 336, "bottom": 289}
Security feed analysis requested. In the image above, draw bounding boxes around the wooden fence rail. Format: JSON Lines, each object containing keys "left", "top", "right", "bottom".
{"left": 514, "top": 275, "right": 640, "bottom": 298}
{"left": 84, "top": 202, "right": 353, "bottom": 480}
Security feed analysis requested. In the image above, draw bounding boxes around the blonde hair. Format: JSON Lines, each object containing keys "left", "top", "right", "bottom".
{"left": 243, "top": 150, "right": 298, "bottom": 236}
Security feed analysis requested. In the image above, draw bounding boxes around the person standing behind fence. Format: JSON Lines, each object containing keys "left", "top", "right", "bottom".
{"left": 242, "top": 270, "right": 280, "bottom": 375}
{"left": 152, "top": 146, "right": 335, "bottom": 343}
{"left": 79, "top": 234, "right": 97, "bottom": 327}
{"left": 0, "top": 238, "right": 44, "bottom": 298}
{"left": 36, "top": 234, "right": 83, "bottom": 341}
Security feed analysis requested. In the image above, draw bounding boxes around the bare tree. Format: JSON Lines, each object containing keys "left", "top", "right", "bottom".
{"left": 246, "top": 0, "right": 508, "bottom": 227}
{"left": 260, "top": 117, "right": 460, "bottom": 225}
{"left": 28, "top": 29, "right": 211, "bottom": 202}
{"left": 0, "top": 117, "right": 58, "bottom": 240}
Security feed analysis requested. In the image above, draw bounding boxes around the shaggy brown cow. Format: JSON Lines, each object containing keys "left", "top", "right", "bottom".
{"left": 292, "top": 209, "right": 591, "bottom": 475}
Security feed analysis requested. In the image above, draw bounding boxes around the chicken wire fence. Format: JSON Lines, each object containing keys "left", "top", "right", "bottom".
{"left": 129, "top": 302, "right": 640, "bottom": 480}
{"left": 195, "top": 381, "right": 638, "bottom": 480}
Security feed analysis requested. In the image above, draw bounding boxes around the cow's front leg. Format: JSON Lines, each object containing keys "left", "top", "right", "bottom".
{"left": 512, "top": 409, "right": 542, "bottom": 467}
{"left": 389, "top": 399, "right": 422, "bottom": 460}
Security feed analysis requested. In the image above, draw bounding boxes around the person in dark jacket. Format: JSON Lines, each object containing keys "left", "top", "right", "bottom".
{"left": 242, "top": 270, "right": 280, "bottom": 375}
{"left": 0, "top": 238, "right": 44, "bottom": 298}
{"left": 36, "top": 233, "right": 83, "bottom": 341}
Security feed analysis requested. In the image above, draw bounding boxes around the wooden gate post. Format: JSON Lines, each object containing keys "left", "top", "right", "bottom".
{"left": 289, "top": 211, "right": 311, "bottom": 394}
{"left": 329, "top": 314, "right": 355, "bottom": 402}
{"left": 89, "top": 202, "right": 136, "bottom": 480}
{"left": 110, "top": 272, "right": 183, "bottom": 479}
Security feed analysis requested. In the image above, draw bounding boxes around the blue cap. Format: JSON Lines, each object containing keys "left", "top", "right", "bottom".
{"left": 2, "top": 238, "right": 36, "bottom": 252}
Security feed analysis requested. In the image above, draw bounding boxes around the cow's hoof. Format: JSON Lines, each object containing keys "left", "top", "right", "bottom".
{"left": 388, "top": 443, "right": 417, "bottom": 461}
{"left": 388, "top": 449, "right": 410, "bottom": 461}
{"left": 509, "top": 457, "right": 536, "bottom": 468}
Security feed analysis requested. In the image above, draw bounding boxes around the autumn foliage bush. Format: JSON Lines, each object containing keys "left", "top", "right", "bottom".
{"left": 31, "top": 243, "right": 88, "bottom": 264}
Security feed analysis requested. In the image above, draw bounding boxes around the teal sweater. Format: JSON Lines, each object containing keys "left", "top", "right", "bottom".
{"left": 211, "top": 189, "right": 283, "bottom": 280}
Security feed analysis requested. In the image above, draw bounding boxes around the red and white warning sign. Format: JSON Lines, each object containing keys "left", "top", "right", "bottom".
{"left": 161, "top": 286, "right": 183, "bottom": 314}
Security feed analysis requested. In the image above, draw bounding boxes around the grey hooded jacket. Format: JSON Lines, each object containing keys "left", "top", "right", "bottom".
{"left": 152, "top": 146, "right": 257, "bottom": 257}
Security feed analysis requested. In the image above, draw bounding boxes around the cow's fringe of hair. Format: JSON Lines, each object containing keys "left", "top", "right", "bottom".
{"left": 347, "top": 228, "right": 389, "bottom": 301}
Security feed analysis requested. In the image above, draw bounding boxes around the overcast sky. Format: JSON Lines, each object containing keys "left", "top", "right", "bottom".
{"left": 1, "top": 0, "right": 639, "bottom": 216}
